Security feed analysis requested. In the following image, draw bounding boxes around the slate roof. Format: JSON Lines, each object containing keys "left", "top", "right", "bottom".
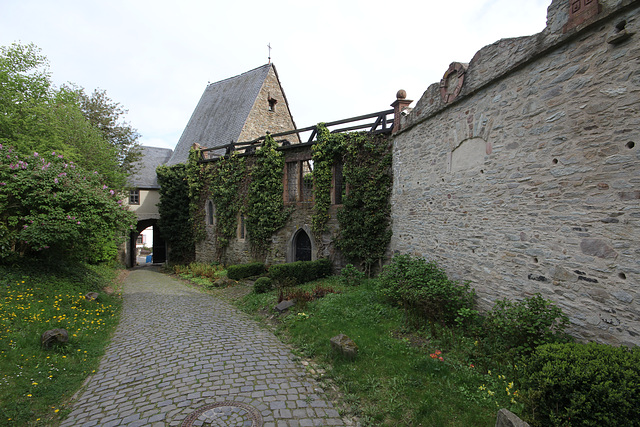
{"left": 166, "top": 64, "right": 273, "bottom": 165}
{"left": 128, "top": 146, "right": 173, "bottom": 189}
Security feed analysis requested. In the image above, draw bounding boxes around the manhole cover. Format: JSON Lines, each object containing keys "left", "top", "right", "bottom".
{"left": 181, "top": 401, "right": 263, "bottom": 427}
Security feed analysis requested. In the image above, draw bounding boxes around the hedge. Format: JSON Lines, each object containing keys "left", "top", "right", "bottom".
{"left": 226, "top": 262, "right": 266, "bottom": 280}
{"left": 268, "top": 258, "right": 332, "bottom": 286}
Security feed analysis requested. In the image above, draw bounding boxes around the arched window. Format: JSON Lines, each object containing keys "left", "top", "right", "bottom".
{"left": 294, "top": 229, "right": 312, "bottom": 262}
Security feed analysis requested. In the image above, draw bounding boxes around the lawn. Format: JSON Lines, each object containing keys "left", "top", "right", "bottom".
{"left": 0, "top": 262, "right": 123, "bottom": 426}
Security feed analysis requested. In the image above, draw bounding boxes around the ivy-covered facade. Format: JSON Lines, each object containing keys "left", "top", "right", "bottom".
{"left": 184, "top": 128, "right": 393, "bottom": 273}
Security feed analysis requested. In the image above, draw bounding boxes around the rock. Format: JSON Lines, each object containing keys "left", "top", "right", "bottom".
{"left": 275, "top": 299, "right": 296, "bottom": 313}
{"left": 495, "top": 408, "right": 530, "bottom": 427}
{"left": 580, "top": 239, "right": 618, "bottom": 259}
{"left": 85, "top": 292, "right": 99, "bottom": 301}
{"left": 41, "top": 328, "right": 69, "bottom": 348}
{"left": 330, "top": 334, "right": 358, "bottom": 360}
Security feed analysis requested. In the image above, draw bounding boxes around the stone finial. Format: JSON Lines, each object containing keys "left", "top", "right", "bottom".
{"left": 391, "top": 90, "right": 413, "bottom": 134}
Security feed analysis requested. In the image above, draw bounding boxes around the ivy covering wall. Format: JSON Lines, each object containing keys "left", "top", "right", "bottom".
{"left": 159, "top": 128, "right": 392, "bottom": 269}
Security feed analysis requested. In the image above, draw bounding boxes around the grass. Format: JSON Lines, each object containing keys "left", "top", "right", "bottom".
{"left": 0, "top": 262, "right": 123, "bottom": 426}
{"left": 236, "top": 277, "right": 522, "bottom": 426}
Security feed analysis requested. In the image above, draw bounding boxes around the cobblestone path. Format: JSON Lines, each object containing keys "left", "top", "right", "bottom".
{"left": 61, "top": 267, "right": 346, "bottom": 427}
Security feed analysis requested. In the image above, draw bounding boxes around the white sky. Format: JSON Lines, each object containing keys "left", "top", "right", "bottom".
{"left": 1, "top": 0, "right": 551, "bottom": 150}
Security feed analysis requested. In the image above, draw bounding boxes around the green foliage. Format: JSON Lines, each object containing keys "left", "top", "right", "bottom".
{"left": 226, "top": 262, "right": 266, "bottom": 280}
{"left": 0, "top": 148, "right": 136, "bottom": 263}
{"left": 338, "top": 263, "right": 365, "bottom": 287}
{"left": 520, "top": 342, "right": 640, "bottom": 426}
{"left": 268, "top": 258, "right": 332, "bottom": 286}
{"left": 479, "top": 294, "right": 571, "bottom": 363}
{"left": 311, "top": 125, "right": 392, "bottom": 273}
{"left": 311, "top": 124, "right": 345, "bottom": 237}
{"left": 198, "top": 151, "right": 247, "bottom": 250}
{"left": 157, "top": 163, "right": 195, "bottom": 263}
{"left": 336, "top": 133, "right": 392, "bottom": 274}
{"left": 377, "top": 254, "right": 475, "bottom": 327}
{"left": 253, "top": 276, "right": 274, "bottom": 294}
{"left": 0, "top": 43, "right": 139, "bottom": 189}
{"left": 246, "top": 134, "right": 289, "bottom": 251}
{"left": 0, "top": 262, "right": 122, "bottom": 425}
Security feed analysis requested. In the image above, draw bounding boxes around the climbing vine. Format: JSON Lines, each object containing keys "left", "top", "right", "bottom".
{"left": 157, "top": 163, "right": 195, "bottom": 263}
{"left": 335, "top": 133, "right": 392, "bottom": 275}
{"left": 311, "top": 124, "right": 345, "bottom": 238}
{"left": 246, "top": 134, "right": 290, "bottom": 252}
{"left": 205, "top": 152, "right": 248, "bottom": 250}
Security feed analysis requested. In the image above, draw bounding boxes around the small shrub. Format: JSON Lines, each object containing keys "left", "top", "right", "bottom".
{"left": 227, "top": 262, "right": 266, "bottom": 280}
{"left": 253, "top": 277, "right": 273, "bottom": 294}
{"left": 338, "top": 264, "right": 365, "bottom": 286}
{"left": 520, "top": 342, "right": 640, "bottom": 426}
{"left": 268, "top": 258, "right": 332, "bottom": 286}
{"left": 377, "top": 254, "right": 475, "bottom": 327}
{"left": 480, "top": 293, "right": 571, "bottom": 362}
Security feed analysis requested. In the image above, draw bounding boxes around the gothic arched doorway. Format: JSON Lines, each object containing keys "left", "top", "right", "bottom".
{"left": 294, "top": 229, "right": 312, "bottom": 262}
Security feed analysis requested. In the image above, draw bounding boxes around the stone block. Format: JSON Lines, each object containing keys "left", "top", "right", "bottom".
{"left": 330, "top": 334, "right": 358, "bottom": 360}
{"left": 495, "top": 408, "right": 530, "bottom": 427}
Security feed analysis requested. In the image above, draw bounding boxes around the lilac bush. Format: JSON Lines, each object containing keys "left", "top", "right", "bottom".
{"left": 0, "top": 145, "right": 136, "bottom": 262}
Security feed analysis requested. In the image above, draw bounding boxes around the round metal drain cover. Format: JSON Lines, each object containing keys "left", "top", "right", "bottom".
{"left": 181, "top": 401, "right": 263, "bottom": 427}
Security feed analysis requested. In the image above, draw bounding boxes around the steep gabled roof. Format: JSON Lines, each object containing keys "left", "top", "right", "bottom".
{"left": 167, "top": 64, "right": 273, "bottom": 165}
{"left": 128, "top": 146, "right": 173, "bottom": 189}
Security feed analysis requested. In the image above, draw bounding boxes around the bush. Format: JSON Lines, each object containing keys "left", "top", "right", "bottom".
{"left": 338, "top": 264, "right": 365, "bottom": 286}
{"left": 480, "top": 294, "right": 571, "bottom": 362}
{"left": 253, "top": 276, "right": 273, "bottom": 294}
{"left": 376, "top": 254, "right": 474, "bottom": 327}
{"left": 226, "top": 262, "right": 266, "bottom": 280}
{"left": 520, "top": 342, "right": 640, "bottom": 426}
{"left": 268, "top": 258, "right": 332, "bottom": 286}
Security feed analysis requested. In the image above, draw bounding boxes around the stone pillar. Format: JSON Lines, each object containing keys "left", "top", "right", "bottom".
{"left": 391, "top": 90, "right": 412, "bottom": 134}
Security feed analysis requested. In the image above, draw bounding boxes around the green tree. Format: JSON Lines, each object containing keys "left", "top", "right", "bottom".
{"left": 0, "top": 43, "right": 139, "bottom": 189}
{"left": 0, "top": 148, "right": 136, "bottom": 263}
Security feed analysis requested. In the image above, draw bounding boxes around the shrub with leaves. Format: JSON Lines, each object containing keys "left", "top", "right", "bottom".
{"left": 520, "top": 342, "right": 640, "bottom": 426}
{"left": 0, "top": 147, "right": 136, "bottom": 262}
{"left": 377, "top": 254, "right": 475, "bottom": 327}
{"left": 338, "top": 264, "right": 365, "bottom": 286}
{"left": 268, "top": 258, "right": 332, "bottom": 286}
{"left": 253, "top": 276, "right": 274, "bottom": 294}
{"left": 226, "top": 262, "right": 266, "bottom": 281}
{"left": 480, "top": 294, "right": 571, "bottom": 362}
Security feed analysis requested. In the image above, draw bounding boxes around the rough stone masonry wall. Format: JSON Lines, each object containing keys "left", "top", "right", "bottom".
{"left": 238, "top": 66, "right": 301, "bottom": 144}
{"left": 390, "top": 0, "right": 640, "bottom": 346}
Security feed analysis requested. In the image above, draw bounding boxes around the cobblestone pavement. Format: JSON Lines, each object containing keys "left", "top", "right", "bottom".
{"left": 60, "top": 267, "right": 346, "bottom": 427}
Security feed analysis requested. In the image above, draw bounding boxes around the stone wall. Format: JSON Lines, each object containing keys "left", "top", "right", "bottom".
{"left": 195, "top": 144, "right": 343, "bottom": 269}
{"left": 238, "top": 66, "right": 301, "bottom": 144}
{"left": 390, "top": 0, "right": 640, "bottom": 346}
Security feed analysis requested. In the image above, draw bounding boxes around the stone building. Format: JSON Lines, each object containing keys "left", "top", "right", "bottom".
{"left": 390, "top": 0, "right": 640, "bottom": 346}
{"left": 124, "top": 146, "right": 173, "bottom": 266}
{"left": 167, "top": 63, "right": 299, "bottom": 165}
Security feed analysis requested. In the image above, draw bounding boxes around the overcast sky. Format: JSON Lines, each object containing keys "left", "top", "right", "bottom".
{"left": 1, "top": 0, "right": 550, "bottom": 150}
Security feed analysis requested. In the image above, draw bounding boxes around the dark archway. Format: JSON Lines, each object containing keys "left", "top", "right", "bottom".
{"left": 128, "top": 219, "right": 166, "bottom": 267}
{"left": 294, "top": 229, "right": 312, "bottom": 262}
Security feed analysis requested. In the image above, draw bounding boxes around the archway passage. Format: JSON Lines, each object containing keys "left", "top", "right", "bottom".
{"left": 294, "top": 229, "right": 312, "bottom": 262}
{"left": 128, "top": 219, "right": 166, "bottom": 267}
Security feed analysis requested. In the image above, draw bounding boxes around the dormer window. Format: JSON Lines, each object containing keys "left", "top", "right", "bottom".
{"left": 268, "top": 96, "right": 277, "bottom": 112}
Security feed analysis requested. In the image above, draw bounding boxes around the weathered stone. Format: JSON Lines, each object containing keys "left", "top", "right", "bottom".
{"left": 275, "top": 299, "right": 296, "bottom": 313}
{"left": 330, "top": 334, "right": 358, "bottom": 360}
{"left": 390, "top": 0, "right": 640, "bottom": 347}
{"left": 41, "top": 328, "right": 69, "bottom": 348}
{"left": 85, "top": 292, "right": 99, "bottom": 301}
{"left": 495, "top": 408, "right": 530, "bottom": 427}
{"left": 580, "top": 239, "right": 618, "bottom": 259}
